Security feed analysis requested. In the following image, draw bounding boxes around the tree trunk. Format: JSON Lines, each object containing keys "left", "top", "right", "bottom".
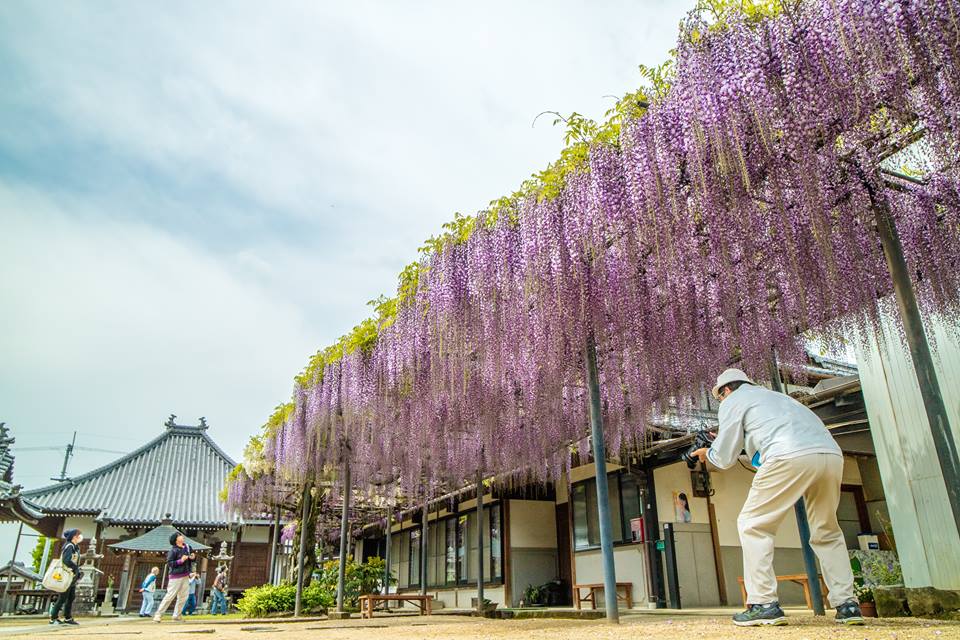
{"left": 289, "top": 489, "right": 319, "bottom": 587}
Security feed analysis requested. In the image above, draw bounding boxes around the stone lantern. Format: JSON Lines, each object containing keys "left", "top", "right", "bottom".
{"left": 73, "top": 538, "right": 104, "bottom": 615}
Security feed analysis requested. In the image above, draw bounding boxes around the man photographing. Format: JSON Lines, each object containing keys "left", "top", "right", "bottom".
{"left": 691, "top": 368, "right": 863, "bottom": 627}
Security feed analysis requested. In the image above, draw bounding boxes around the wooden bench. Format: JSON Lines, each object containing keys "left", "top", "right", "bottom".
{"left": 573, "top": 582, "right": 633, "bottom": 610}
{"left": 737, "top": 574, "right": 829, "bottom": 610}
{"left": 358, "top": 593, "right": 433, "bottom": 619}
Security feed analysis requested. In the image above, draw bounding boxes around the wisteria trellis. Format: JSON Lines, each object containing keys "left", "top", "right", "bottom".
{"left": 226, "top": 0, "right": 960, "bottom": 515}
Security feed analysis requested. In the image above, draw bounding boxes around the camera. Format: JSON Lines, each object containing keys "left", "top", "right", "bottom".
{"left": 682, "top": 430, "right": 716, "bottom": 469}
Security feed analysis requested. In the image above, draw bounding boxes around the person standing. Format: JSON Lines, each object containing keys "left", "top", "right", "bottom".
{"left": 210, "top": 567, "right": 229, "bottom": 615}
{"left": 49, "top": 529, "right": 83, "bottom": 626}
{"left": 138, "top": 567, "right": 160, "bottom": 617}
{"left": 693, "top": 369, "right": 863, "bottom": 627}
{"left": 152, "top": 533, "right": 195, "bottom": 623}
{"left": 181, "top": 572, "right": 200, "bottom": 615}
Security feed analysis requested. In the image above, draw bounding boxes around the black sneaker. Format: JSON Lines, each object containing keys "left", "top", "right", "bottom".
{"left": 62, "top": 619, "right": 79, "bottom": 626}
{"left": 835, "top": 600, "right": 865, "bottom": 625}
{"left": 732, "top": 602, "right": 788, "bottom": 626}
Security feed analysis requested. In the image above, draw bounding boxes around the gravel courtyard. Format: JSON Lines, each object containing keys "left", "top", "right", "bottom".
{"left": 7, "top": 612, "right": 960, "bottom": 640}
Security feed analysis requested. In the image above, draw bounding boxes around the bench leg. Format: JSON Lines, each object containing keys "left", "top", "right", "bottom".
{"left": 739, "top": 583, "right": 748, "bottom": 607}
{"left": 625, "top": 586, "right": 632, "bottom": 609}
{"left": 801, "top": 581, "right": 813, "bottom": 610}
{"left": 574, "top": 588, "right": 581, "bottom": 610}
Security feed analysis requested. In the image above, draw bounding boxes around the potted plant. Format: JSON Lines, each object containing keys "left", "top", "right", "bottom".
{"left": 520, "top": 583, "right": 545, "bottom": 608}
{"left": 854, "top": 582, "right": 876, "bottom": 617}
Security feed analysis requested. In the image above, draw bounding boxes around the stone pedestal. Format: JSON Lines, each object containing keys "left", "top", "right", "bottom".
{"left": 328, "top": 610, "right": 351, "bottom": 620}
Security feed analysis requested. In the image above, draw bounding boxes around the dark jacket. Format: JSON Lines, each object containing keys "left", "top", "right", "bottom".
{"left": 167, "top": 544, "right": 193, "bottom": 578}
{"left": 61, "top": 542, "right": 80, "bottom": 573}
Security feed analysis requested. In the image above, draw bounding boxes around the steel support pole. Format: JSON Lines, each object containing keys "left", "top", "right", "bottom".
{"left": 2, "top": 522, "right": 23, "bottom": 612}
{"left": 384, "top": 509, "right": 392, "bottom": 604}
{"left": 336, "top": 460, "right": 351, "bottom": 613}
{"left": 475, "top": 468, "right": 485, "bottom": 614}
{"left": 768, "top": 355, "right": 825, "bottom": 614}
{"left": 874, "top": 200, "right": 960, "bottom": 537}
{"left": 293, "top": 484, "right": 311, "bottom": 617}
{"left": 420, "top": 503, "right": 428, "bottom": 596}
{"left": 662, "top": 523, "right": 681, "bottom": 609}
{"left": 584, "top": 334, "right": 619, "bottom": 623}
{"left": 269, "top": 506, "right": 281, "bottom": 585}
{"left": 38, "top": 537, "right": 52, "bottom": 577}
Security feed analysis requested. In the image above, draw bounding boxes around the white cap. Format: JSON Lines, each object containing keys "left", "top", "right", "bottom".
{"left": 711, "top": 368, "right": 755, "bottom": 400}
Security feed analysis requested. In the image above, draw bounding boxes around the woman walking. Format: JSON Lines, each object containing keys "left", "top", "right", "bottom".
{"left": 49, "top": 529, "right": 82, "bottom": 626}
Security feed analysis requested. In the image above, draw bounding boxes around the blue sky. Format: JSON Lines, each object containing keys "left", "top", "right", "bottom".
{"left": 0, "top": 0, "right": 692, "bottom": 558}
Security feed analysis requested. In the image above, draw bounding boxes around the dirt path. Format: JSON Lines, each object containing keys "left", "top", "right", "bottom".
{"left": 10, "top": 612, "right": 960, "bottom": 640}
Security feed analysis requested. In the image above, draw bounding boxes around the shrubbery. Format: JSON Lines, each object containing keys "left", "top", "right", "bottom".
{"left": 235, "top": 556, "right": 388, "bottom": 617}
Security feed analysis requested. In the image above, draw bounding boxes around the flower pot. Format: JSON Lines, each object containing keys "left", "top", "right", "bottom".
{"left": 860, "top": 602, "right": 877, "bottom": 617}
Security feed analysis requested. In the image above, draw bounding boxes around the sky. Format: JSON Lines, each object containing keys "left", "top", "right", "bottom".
{"left": 0, "top": 0, "right": 693, "bottom": 561}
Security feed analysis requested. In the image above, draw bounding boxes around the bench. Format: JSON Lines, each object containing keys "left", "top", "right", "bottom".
{"left": 737, "top": 574, "right": 829, "bottom": 610}
{"left": 573, "top": 582, "right": 633, "bottom": 610}
{"left": 358, "top": 593, "right": 433, "bottom": 619}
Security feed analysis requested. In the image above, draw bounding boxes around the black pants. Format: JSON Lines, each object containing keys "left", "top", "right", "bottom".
{"left": 50, "top": 579, "right": 77, "bottom": 620}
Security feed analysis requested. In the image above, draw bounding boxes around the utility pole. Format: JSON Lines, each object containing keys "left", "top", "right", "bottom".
{"left": 53, "top": 432, "right": 77, "bottom": 482}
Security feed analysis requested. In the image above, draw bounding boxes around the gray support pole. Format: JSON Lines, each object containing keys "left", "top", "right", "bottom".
{"left": 38, "top": 537, "right": 52, "bottom": 577}
{"left": 383, "top": 509, "right": 392, "bottom": 601}
{"left": 475, "top": 468, "right": 484, "bottom": 614}
{"left": 293, "top": 483, "right": 311, "bottom": 618}
{"left": 269, "top": 506, "right": 281, "bottom": 585}
{"left": 584, "top": 334, "right": 620, "bottom": 623}
{"left": 873, "top": 199, "right": 960, "bottom": 536}
{"left": 336, "top": 460, "right": 352, "bottom": 614}
{"left": 420, "top": 503, "right": 428, "bottom": 596}
{"left": 2, "top": 522, "right": 23, "bottom": 612}
{"left": 769, "top": 356, "right": 825, "bottom": 615}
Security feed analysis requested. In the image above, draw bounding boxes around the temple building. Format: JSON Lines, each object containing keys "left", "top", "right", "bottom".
{"left": 19, "top": 416, "right": 282, "bottom": 610}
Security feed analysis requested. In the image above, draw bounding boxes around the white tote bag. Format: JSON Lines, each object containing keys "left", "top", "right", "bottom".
{"left": 42, "top": 559, "right": 75, "bottom": 593}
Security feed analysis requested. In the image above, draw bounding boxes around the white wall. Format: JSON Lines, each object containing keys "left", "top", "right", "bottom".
{"left": 573, "top": 545, "right": 647, "bottom": 607}
{"left": 854, "top": 307, "right": 960, "bottom": 590}
{"left": 240, "top": 525, "right": 270, "bottom": 544}
{"left": 62, "top": 516, "right": 96, "bottom": 538}
{"left": 508, "top": 500, "right": 557, "bottom": 549}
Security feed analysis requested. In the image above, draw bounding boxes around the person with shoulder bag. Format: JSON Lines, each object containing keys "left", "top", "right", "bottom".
{"left": 49, "top": 529, "right": 83, "bottom": 626}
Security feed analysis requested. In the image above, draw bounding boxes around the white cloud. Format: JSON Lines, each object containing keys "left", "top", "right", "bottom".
{"left": 0, "top": 0, "right": 692, "bottom": 560}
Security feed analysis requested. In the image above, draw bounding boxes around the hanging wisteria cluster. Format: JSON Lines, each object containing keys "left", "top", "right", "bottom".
{"left": 227, "top": 0, "right": 960, "bottom": 514}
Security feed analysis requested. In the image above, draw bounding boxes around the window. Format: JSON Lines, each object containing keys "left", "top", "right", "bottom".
{"left": 572, "top": 472, "right": 645, "bottom": 550}
{"left": 489, "top": 506, "right": 502, "bottom": 580}
{"left": 445, "top": 518, "right": 457, "bottom": 584}
{"left": 409, "top": 529, "right": 421, "bottom": 586}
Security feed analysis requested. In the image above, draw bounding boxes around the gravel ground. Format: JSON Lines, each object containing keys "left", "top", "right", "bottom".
{"left": 11, "top": 613, "right": 960, "bottom": 640}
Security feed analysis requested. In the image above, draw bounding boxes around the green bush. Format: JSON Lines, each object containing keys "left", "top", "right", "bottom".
{"left": 318, "top": 555, "right": 389, "bottom": 607}
{"left": 302, "top": 581, "right": 335, "bottom": 611}
{"left": 235, "top": 583, "right": 296, "bottom": 618}
{"left": 235, "top": 556, "right": 387, "bottom": 617}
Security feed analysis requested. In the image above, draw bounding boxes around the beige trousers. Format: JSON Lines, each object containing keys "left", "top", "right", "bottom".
{"left": 153, "top": 575, "right": 191, "bottom": 620}
{"left": 737, "top": 453, "right": 855, "bottom": 607}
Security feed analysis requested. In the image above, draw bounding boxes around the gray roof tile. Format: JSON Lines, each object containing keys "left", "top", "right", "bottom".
{"left": 24, "top": 423, "right": 236, "bottom": 528}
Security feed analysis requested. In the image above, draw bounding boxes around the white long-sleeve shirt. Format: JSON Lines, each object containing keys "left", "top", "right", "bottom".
{"left": 706, "top": 384, "right": 841, "bottom": 470}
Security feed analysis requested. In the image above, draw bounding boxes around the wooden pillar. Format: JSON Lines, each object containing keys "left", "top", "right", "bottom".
{"left": 117, "top": 555, "right": 132, "bottom": 611}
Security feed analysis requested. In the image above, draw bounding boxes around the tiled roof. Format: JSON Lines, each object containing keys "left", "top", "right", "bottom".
{"left": 109, "top": 522, "right": 211, "bottom": 553}
{"left": 24, "top": 420, "right": 236, "bottom": 528}
{"left": 0, "top": 561, "right": 43, "bottom": 583}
